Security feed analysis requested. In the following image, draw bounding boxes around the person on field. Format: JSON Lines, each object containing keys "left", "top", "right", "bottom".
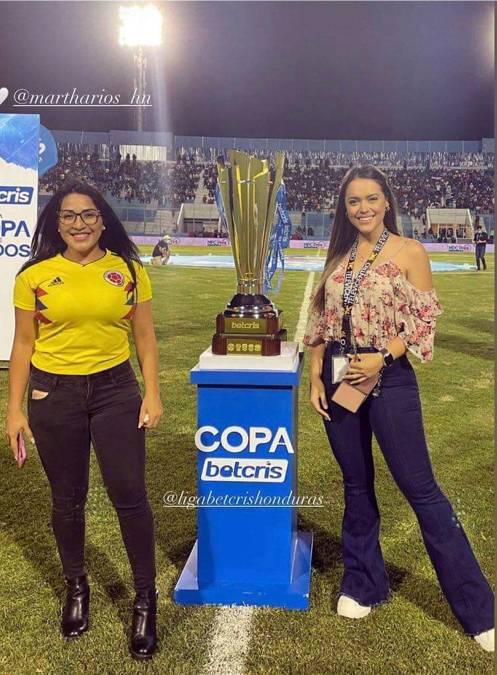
{"left": 473, "top": 224, "right": 488, "bottom": 271}
{"left": 151, "top": 236, "right": 171, "bottom": 266}
{"left": 5, "top": 179, "right": 162, "bottom": 660}
{"left": 304, "top": 165, "right": 494, "bottom": 652}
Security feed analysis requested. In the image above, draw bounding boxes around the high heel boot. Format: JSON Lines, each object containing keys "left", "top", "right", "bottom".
{"left": 130, "top": 587, "right": 158, "bottom": 660}
{"left": 61, "top": 574, "right": 90, "bottom": 638}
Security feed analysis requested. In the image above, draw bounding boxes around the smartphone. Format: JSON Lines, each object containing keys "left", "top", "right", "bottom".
{"left": 16, "top": 431, "right": 27, "bottom": 468}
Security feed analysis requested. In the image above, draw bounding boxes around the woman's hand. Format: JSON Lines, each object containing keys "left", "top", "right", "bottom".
{"left": 138, "top": 392, "right": 163, "bottom": 429}
{"left": 343, "top": 353, "right": 384, "bottom": 384}
{"left": 310, "top": 376, "right": 331, "bottom": 421}
{"left": 5, "top": 409, "right": 34, "bottom": 460}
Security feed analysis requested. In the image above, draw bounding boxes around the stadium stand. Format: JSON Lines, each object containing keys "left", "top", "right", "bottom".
{"left": 39, "top": 143, "right": 494, "bottom": 241}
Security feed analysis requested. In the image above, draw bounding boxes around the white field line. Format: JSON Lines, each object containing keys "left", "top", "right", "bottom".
{"left": 293, "top": 272, "right": 315, "bottom": 345}
{"left": 201, "top": 605, "right": 254, "bottom": 675}
{"left": 200, "top": 275, "right": 315, "bottom": 675}
{"left": 435, "top": 271, "right": 491, "bottom": 275}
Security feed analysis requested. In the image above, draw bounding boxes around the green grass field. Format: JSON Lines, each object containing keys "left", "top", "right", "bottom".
{"left": 0, "top": 250, "right": 494, "bottom": 674}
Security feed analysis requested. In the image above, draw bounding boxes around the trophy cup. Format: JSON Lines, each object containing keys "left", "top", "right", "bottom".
{"left": 212, "top": 150, "right": 287, "bottom": 356}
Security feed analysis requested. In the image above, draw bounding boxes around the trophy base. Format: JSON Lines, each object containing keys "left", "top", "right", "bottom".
{"left": 212, "top": 329, "right": 288, "bottom": 356}
{"left": 225, "top": 293, "right": 277, "bottom": 317}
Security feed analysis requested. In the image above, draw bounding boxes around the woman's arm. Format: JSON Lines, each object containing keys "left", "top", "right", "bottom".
{"left": 308, "top": 342, "right": 330, "bottom": 421}
{"left": 131, "top": 300, "right": 163, "bottom": 429}
{"left": 345, "top": 241, "right": 434, "bottom": 383}
{"left": 404, "top": 239, "right": 434, "bottom": 291}
{"left": 5, "top": 308, "right": 37, "bottom": 456}
{"left": 385, "top": 240, "right": 432, "bottom": 360}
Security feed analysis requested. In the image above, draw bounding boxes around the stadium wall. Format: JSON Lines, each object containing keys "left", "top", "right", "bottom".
{"left": 48, "top": 129, "right": 493, "bottom": 155}
{"left": 130, "top": 235, "right": 494, "bottom": 254}
{"left": 173, "top": 136, "right": 492, "bottom": 154}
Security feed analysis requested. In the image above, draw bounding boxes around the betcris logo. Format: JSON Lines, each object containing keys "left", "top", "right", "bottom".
{"left": 0, "top": 186, "right": 34, "bottom": 205}
{"left": 201, "top": 458, "right": 288, "bottom": 483}
{"left": 195, "top": 425, "right": 293, "bottom": 484}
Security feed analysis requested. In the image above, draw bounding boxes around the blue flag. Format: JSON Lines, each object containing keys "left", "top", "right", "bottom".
{"left": 214, "top": 182, "right": 227, "bottom": 232}
{"left": 264, "top": 183, "right": 293, "bottom": 294}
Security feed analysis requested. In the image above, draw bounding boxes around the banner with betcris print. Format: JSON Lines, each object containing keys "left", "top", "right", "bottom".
{"left": 195, "top": 424, "right": 293, "bottom": 484}
{"left": 188, "top": 363, "right": 304, "bottom": 591}
{"left": 0, "top": 114, "right": 40, "bottom": 359}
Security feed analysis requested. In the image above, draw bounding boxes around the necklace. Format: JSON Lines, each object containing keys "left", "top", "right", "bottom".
{"left": 356, "top": 245, "right": 375, "bottom": 263}
{"left": 356, "top": 234, "right": 386, "bottom": 262}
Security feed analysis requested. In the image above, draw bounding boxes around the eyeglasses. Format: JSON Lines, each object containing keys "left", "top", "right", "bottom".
{"left": 57, "top": 209, "right": 101, "bottom": 226}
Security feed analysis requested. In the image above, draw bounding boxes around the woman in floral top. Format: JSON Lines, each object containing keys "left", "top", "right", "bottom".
{"left": 305, "top": 165, "right": 494, "bottom": 652}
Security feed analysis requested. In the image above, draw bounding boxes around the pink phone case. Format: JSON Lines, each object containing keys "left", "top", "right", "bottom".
{"left": 16, "top": 432, "right": 27, "bottom": 468}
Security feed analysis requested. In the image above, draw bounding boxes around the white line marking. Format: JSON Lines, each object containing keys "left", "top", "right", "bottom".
{"left": 293, "top": 272, "right": 316, "bottom": 345}
{"left": 201, "top": 606, "right": 254, "bottom": 675}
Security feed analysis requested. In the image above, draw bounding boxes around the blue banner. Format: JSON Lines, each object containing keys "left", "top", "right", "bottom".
{"left": 264, "top": 183, "right": 292, "bottom": 294}
{"left": 275, "top": 183, "right": 292, "bottom": 248}
{"left": 214, "top": 182, "right": 227, "bottom": 231}
{"left": 0, "top": 113, "right": 40, "bottom": 358}
{"left": 39, "top": 125, "right": 58, "bottom": 177}
{"left": 0, "top": 113, "right": 39, "bottom": 170}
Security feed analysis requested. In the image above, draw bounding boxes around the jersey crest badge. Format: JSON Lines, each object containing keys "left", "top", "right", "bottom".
{"left": 104, "top": 270, "right": 125, "bottom": 286}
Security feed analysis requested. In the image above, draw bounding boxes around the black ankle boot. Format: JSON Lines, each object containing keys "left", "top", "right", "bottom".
{"left": 61, "top": 574, "right": 90, "bottom": 638}
{"left": 130, "top": 587, "right": 158, "bottom": 660}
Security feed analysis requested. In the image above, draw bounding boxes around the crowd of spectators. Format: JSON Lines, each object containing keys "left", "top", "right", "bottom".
{"left": 40, "top": 145, "right": 200, "bottom": 208}
{"left": 202, "top": 164, "right": 218, "bottom": 204}
{"left": 192, "top": 147, "right": 493, "bottom": 170}
{"left": 200, "top": 157, "right": 494, "bottom": 216}
{"left": 40, "top": 144, "right": 494, "bottom": 220}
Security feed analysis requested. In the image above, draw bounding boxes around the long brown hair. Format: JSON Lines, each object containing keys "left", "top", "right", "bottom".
{"left": 310, "top": 165, "right": 400, "bottom": 314}
{"left": 18, "top": 178, "right": 142, "bottom": 299}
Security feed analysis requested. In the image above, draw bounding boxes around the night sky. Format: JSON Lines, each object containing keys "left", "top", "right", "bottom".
{"left": 0, "top": 1, "right": 494, "bottom": 140}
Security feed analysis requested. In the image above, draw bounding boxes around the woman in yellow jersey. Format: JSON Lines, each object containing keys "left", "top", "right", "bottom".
{"left": 5, "top": 179, "right": 162, "bottom": 660}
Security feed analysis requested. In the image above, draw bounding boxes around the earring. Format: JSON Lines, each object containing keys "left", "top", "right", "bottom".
{"left": 102, "top": 226, "right": 106, "bottom": 230}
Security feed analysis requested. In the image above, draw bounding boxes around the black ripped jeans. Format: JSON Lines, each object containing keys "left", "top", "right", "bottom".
{"left": 27, "top": 360, "right": 156, "bottom": 592}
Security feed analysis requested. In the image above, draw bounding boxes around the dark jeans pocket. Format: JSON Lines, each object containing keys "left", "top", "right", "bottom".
{"left": 28, "top": 370, "right": 58, "bottom": 403}
{"left": 109, "top": 361, "right": 138, "bottom": 387}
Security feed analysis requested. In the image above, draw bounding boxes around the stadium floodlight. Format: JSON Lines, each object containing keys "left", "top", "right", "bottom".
{"left": 118, "top": 5, "right": 163, "bottom": 47}
{"left": 119, "top": 5, "right": 163, "bottom": 131}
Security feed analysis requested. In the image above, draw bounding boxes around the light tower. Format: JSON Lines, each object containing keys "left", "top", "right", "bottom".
{"left": 118, "top": 4, "right": 163, "bottom": 131}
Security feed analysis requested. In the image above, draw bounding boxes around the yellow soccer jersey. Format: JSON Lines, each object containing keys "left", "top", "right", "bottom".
{"left": 13, "top": 250, "right": 152, "bottom": 374}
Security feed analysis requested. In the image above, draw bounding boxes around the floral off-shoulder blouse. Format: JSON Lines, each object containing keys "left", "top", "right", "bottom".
{"left": 303, "top": 259, "right": 443, "bottom": 362}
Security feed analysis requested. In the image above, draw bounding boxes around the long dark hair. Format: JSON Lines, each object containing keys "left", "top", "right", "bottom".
{"left": 19, "top": 178, "right": 143, "bottom": 296}
{"left": 310, "top": 165, "right": 400, "bottom": 314}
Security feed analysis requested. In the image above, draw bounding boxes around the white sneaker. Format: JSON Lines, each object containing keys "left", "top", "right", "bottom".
{"left": 337, "top": 594, "right": 371, "bottom": 619}
{"left": 474, "top": 628, "right": 494, "bottom": 652}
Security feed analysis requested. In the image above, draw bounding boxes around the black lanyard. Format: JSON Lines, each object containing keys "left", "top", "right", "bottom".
{"left": 339, "top": 228, "right": 390, "bottom": 354}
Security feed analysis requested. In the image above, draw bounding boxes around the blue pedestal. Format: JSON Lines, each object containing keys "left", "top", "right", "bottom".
{"left": 174, "top": 353, "right": 313, "bottom": 609}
